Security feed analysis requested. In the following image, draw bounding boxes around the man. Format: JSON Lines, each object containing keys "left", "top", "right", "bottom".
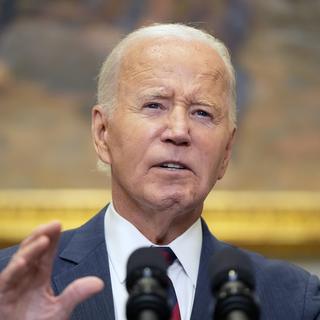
{"left": 0, "top": 23, "right": 319, "bottom": 320}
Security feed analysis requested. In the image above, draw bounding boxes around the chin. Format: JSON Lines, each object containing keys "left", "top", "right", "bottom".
{"left": 148, "top": 189, "right": 199, "bottom": 212}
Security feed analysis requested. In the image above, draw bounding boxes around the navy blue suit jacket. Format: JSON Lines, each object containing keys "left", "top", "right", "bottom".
{"left": 1, "top": 207, "right": 320, "bottom": 319}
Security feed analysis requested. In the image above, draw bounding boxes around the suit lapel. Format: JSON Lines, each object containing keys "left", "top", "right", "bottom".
{"left": 190, "top": 219, "right": 228, "bottom": 320}
{"left": 51, "top": 210, "right": 229, "bottom": 320}
{"left": 52, "top": 208, "right": 115, "bottom": 320}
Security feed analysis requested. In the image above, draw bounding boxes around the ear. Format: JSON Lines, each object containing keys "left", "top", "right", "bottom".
{"left": 92, "top": 105, "right": 111, "bottom": 165}
{"left": 218, "top": 128, "right": 236, "bottom": 180}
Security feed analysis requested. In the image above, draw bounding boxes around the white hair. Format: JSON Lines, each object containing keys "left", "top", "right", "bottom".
{"left": 97, "top": 23, "right": 237, "bottom": 127}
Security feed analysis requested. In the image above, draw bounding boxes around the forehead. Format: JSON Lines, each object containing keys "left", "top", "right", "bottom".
{"left": 119, "top": 37, "right": 229, "bottom": 84}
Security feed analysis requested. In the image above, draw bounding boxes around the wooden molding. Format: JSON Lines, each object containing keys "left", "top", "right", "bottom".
{"left": 1, "top": 189, "right": 319, "bottom": 258}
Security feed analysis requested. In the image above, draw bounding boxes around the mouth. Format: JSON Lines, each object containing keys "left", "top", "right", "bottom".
{"left": 154, "top": 161, "right": 191, "bottom": 171}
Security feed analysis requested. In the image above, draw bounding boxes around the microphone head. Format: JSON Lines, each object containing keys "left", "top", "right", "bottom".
{"left": 126, "top": 247, "right": 168, "bottom": 292}
{"left": 126, "top": 247, "right": 171, "bottom": 320}
{"left": 209, "top": 246, "right": 255, "bottom": 293}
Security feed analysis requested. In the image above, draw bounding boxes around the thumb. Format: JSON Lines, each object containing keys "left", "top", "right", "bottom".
{"left": 59, "top": 276, "right": 104, "bottom": 315}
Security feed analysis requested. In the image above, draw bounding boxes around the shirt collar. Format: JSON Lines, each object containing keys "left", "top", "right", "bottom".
{"left": 169, "top": 218, "right": 202, "bottom": 287}
{"left": 105, "top": 202, "right": 202, "bottom": 287}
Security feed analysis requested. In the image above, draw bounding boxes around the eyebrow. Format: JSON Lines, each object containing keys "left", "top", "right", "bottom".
{"left": 139, "top": 87, "right": 173, "bottom": 100}
{"left": 186, "top": 86, "right": 219, "bottom": 107}
{"left": 190, "top": 98, "right": 221, "bottom": 112}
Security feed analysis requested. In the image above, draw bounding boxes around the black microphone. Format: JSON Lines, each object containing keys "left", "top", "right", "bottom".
{"left": 209, "top": 247, "right": 260, "bottom": 320}
{"left": 126, "top": 247, "right": 171, "bottom": 320}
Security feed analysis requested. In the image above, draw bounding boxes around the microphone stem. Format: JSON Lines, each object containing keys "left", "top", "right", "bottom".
{"left": 226, "top": 310, "right": 251, "bottom": 320}
{"left": 138, "top": 310, "right": 160, "bottom": 320}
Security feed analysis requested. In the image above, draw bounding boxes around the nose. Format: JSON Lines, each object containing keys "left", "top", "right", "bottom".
{"left": 161, "top": 106, "right": 191, "bottom": 146}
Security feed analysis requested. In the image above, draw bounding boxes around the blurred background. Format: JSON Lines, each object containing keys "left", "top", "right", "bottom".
{"left": 0, "top": 1, "right": 319, "bottom": 273}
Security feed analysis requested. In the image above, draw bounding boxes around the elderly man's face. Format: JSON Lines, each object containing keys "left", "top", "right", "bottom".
{"left": 94, "top": 38, "right": 235, "bottom": 217}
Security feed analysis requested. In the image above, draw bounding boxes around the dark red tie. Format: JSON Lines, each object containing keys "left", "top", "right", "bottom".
{"left": 157, "top": 247, "right": 181, "bottom": 320}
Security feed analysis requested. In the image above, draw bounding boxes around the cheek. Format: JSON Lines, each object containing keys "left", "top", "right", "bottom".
{"left": 109, "top": 125, "right": 147, "bottom": 167}
{"left": 199, "top": 139, "right": 227, "bottom": 174}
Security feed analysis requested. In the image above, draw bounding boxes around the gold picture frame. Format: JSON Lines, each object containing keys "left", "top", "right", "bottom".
{"left": 0, "top": 189, "right": 319, "bottom": 259}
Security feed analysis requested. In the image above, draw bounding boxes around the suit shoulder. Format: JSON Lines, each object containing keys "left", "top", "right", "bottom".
{"left": 244, "top": 249, "right": 320, "bottom": 319}
{"left": 0, "top": 244, "right": 19, "bottom": 270}
{"left": 0, "top": 228, "right": 76, "bottom": 271}
{"left": 246, "top": 249, "right": 312, "bottom": 282}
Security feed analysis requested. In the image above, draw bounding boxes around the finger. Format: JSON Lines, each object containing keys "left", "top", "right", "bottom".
{"left": 58, "top": 277, "right": 104, "bottom": 316}
{"left": 0, "top": 255, "right": 26, "bottom": 293}
{"left": 39, "top": 222, "right": 62, "bottom": 271}
{"left": 20, "top": 222, "right": 61, "bottom": 274}
{"left": 20, "top": 221, "right": 61, "bottom": 248}
{"left": 1, "top": 222, "right": 62, "bottom": 292}
{"left": 0, "top": 236, "right": 49, "bottom": 291}
{"left": 18, "top": 235, "right": 50, "bottom": 263}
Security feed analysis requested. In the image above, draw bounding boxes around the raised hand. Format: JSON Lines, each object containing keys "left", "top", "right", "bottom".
{"left": 0, "top": 222, "right": 104, "bottom": 320}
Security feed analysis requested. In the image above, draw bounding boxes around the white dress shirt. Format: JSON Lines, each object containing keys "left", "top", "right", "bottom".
{"left": 104, "top": 202, "right": 202, "bottom": 320}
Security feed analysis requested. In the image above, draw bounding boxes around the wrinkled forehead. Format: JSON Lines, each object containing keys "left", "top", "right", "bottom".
{"left": 118, "top": 36, "right": 230, "bottom": 84}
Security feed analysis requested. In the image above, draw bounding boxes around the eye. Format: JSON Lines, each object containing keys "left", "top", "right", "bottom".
{"left": 194, "top": 109, "right": 212, "bottom": 119}
{"left": 143, "top": 102, "right": 162, "bottom": 109}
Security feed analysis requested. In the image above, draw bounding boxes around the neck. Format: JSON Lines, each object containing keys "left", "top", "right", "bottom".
{"left": 112, "top": 193, "right": 203, "bottom": 244}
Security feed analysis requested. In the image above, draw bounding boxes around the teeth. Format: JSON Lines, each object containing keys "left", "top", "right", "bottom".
{"left": 161, "top": 163, "right": 185, "bottom": 169}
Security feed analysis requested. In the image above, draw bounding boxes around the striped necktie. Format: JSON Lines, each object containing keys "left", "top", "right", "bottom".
{"left": 157, "top": 247, "right": 181, "bottom": 320}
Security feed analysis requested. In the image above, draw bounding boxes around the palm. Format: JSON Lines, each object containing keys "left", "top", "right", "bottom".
{"left": 0, "top": 222, "right": 103, "bottom": 320}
